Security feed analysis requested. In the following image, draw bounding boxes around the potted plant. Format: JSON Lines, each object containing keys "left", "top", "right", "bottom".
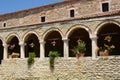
{"left": 72, "top": 40, "right": 86, "bottom": 58}
{"left": 97, "top": 45, "right": 115, "bottom": 56}
{"left": 48, "top": 51, "right": 60, "bottom": 70}
{"left": 27, "top": 52, "right": 36, "bottom": 66}
{"left": 96, "top": 36, "right": 115, "bottom": 56}
{"left": 11, "top": 52, "right": 19, "bottom": 58}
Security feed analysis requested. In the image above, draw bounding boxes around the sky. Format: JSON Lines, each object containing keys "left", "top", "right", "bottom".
{"left": 0, "top": 0, "right": 64, "bottom": 14}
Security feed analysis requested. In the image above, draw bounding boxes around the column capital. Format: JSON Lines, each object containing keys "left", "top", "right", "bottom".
{"left": 90, "top": 35, "right": 97, "bottom": 40}
{"left": 19, "top": 41, "right": 25, "bottom": 46}
{"left": 62, "top": 38, "right": 68, "bottom": 41}
{"left": 3, "top": 43, "right": 8, "bottom": 47}
{"left": 39, "top": 40, "right": 45, "bottom": 44}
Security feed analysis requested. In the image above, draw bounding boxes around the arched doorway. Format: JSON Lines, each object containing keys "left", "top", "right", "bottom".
{"left": 97, "top": 23, "right": 120, "bottom": 55}
{"left": 8, "top": 36, "right": 20, "bottom": 58}
{"left": 45, "top": 31, "right": 63, "bottom": 57}
{"left": 69, "top": 28, "right": 91, "bottom": 57}
{"left": 0, "top": 39, "right": 3, "bottom": 64}
{"left": 25, "top": 34, "right": 40, "bottom": 57}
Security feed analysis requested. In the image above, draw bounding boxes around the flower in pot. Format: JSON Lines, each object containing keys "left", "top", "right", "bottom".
{"left": 48, "top": 51, "right": 60, "bottom": 70}
{"left": 72, "top": 40, "right": 86, "bottom": 58}
{"left": 97, "top": 36, "right": 115, "bottom": 56}
{"left": 11, "top": 52, "right": 19, "bottom": 58}
{"left": 97, "top": 44, "right": 115, "bottom": 56}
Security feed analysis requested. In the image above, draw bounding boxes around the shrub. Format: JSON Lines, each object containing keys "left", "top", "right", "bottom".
{"left": 48, "top": 51, "right": 59, "bottom": 69}
{"left": 27, "top": 52, "right": 35, "bottom": 65}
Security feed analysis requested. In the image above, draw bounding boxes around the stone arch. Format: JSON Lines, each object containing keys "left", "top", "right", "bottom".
{"left": 41, "top": 27, "right": 64, "bottom": 40}
{"left": 6, "top": 34, "right": 20, "bottom": 58}
{"left": 96, "top": 20, "right": 120, "bottom": 55}
{"left": 6, "top": 33, "right": 20, "bottom": 43}
{"left": 24, "top": 32, "right": 40, "bottom": 57}
{"left": 94, "top": 20, "right": 120, "bottom": 35}
{"left": 23, "top": 31, "right": 40, "bottom": 42}
{"left": 66, "top": 24, "right": 92, "bottom": 38}
{"left": 43, "top": 28, "right": 63, "bottom": 57}
{"left": 67, "top": 24, "right": 92, "bottom": 57}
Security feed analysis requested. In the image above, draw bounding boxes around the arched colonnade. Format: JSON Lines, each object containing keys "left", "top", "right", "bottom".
{"left": 0, "top": 20, "right": 120, "bottom": 63}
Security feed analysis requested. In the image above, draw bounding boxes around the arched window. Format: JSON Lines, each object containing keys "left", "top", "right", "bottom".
{"left": 97, "top": 23, "right": 120, "bottom": 55}
{"left": 44, "top": 31, "right": 63, "bottom": 57}
{"left": 68, "top": 28, "right": 91, "bottom": 57}
{"left": 25, "top": 34, "right": 40, "bottom": 57}
{"left": 7, "top": 36, "right": 20, "bottom": 58}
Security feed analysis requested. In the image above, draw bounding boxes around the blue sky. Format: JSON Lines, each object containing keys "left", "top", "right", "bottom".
{"left": 0, "top": 0, "right": 64, "bottom": 14}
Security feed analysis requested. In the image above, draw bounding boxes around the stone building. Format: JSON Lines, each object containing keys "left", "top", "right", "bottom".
{"left": 0, "top": 0, "right": 120, "bottom": 79}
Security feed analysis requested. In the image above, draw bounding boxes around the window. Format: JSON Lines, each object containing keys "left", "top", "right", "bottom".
{"left": 41, "top": 16, "right": 45, "bottom": 22}
{"left": 70, "top": 9, "right": 75, "bottom": 17}
{"left": 3, "top": 22, "right": 7, "bottom": 27}
{"left": 102, "top": 3, "right": 109, "bottom": 12}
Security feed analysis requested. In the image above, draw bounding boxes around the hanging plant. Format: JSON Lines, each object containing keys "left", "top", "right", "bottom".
{"left": 27, "top": 52, "right": 36, "bottom": 66}
{"left": 48, "top": 51, "right": 60, "bottom": 70}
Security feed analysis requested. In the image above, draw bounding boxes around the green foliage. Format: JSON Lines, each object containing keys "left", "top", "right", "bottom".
{"left": 72, "top": 41, "right": 86, "bottom": 54}
{"left": 72, "top": 46, "right": 79, "bottom": 54}
{"left": 27, "top": 52, "right": 35, "bottom": 65}
{"left": 48, "top": 51, "right": 59, "bottom": 68}
{"left": 97, "top": 36, "right": 115, "bottom": 53}
{"left": 48, "top": 51, "right": 60, "bottom": 58}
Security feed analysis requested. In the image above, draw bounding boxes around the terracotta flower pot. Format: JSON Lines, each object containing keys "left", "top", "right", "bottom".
{"left": 76, "top": 53, "right": 84, "bottom": 58}
{"left": 11, "top": 52, "right": 19, "bottom": 58}
{"left": 12, "top": 55, "right": 19, "bottom": 58}
{"left": 99, "top": 51, "right": 109, "bottom": 56}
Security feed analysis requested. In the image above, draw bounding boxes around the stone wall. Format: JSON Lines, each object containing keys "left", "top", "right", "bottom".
{"left": 0, "top": 57, "right": 120, "bottom": 80}
{"left": 0, "top": 0, "right": 120, "bottom": 29}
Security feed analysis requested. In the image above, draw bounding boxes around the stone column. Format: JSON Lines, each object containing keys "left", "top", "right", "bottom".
{"left": 3, "top": 43, "right": 8, "bottom": 59}
{"left": 40, "top": 41, "right": 45, "bottom": 58}
{"left": 19, "top": 42, "right": 25, "bottom": 58}
{"left": 63, "top": 38, "right": 69, "bottom": 58}
{"left": 90, "top": 35, "right": 97, "bottom": 59}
